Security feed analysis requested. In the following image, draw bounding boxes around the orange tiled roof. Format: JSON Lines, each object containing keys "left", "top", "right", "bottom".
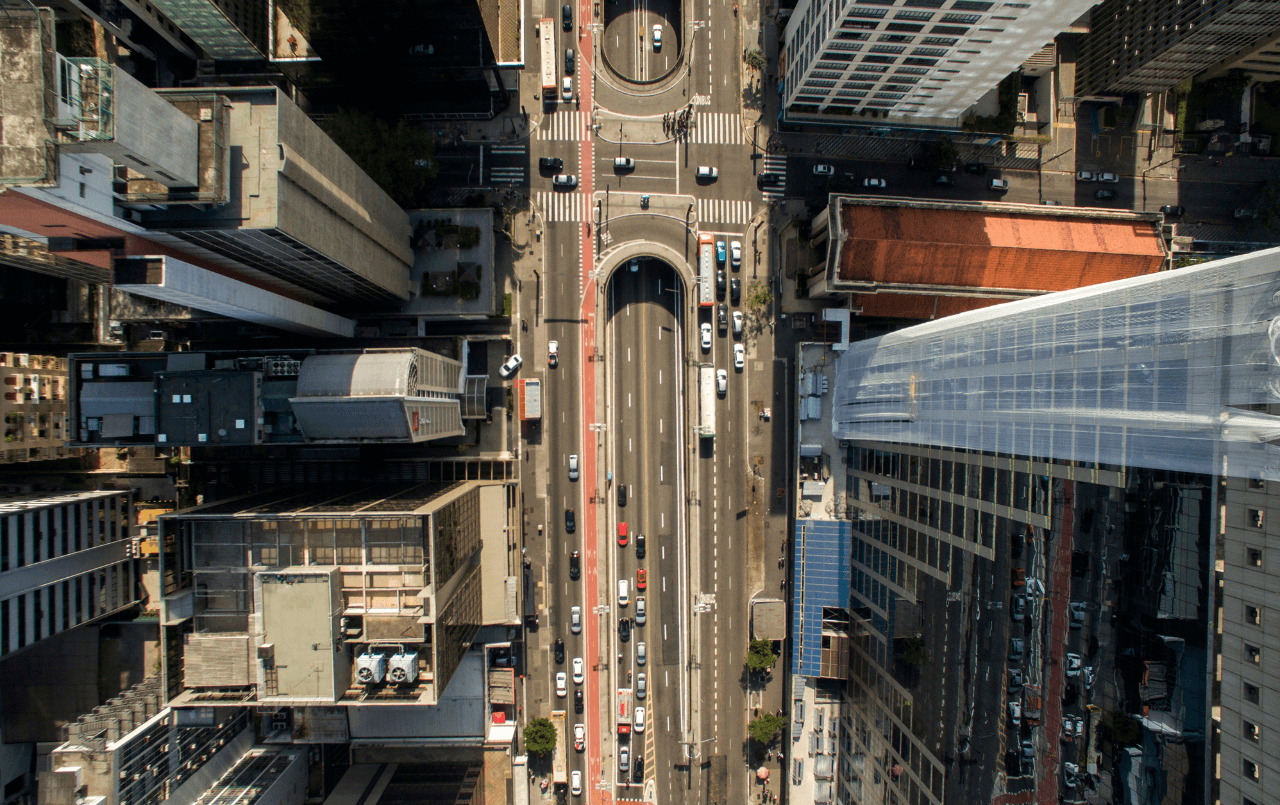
{"left": 837, "top": 205, "right": 1165, "bottom": 291}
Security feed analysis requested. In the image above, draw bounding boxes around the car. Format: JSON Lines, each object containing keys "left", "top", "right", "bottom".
{"left": 614, "top": 157, "right": 634, "bottom": 171}
{"left": 1011, "top": 567, "right": 1026, "bottom": 587}
{"left": 618, "top": 522, "right": 628, "bottom": 546}
{"left": 652, "top": 24, "right": 662, "bottom": 50}
{"left": 556, "top": 672, "right": 567, "bottom": 697}
{"left": 499, "top": 354, "right": 523, "bottom": 378}
{"left": 1235, "top": 207, "right": 1256, "bottom": 219}
{"left": 718, "top": 303, "right": 728, "bottom": 332}
{"left": 569, "top": 550, "right": 580, "bottom": 580}
{"left": 1065, "top": 652, "right": 1082, "bottom": 676}
{"left": 1094, "top": 189, "right": 1116, "bottom": 200}
{"left": 717, "top": 269, "right": 726, "bottom": 297}
{"left": 635, "top": 596, "right": 646, "bottom": 625}
{"left": 562, "top": 76, "right": 573, "bottom": 102}
{"left": 637, "top": 568, "right": 647, "bottom": 589}
{"left": 573, "top": 689, "right": 583, "bottom": 713}
{"left": 1160, "top": 205, "right": 1185, "bottom": 216}
{"left": 574, "top": 723, "right": 585, "bottom": 752}
{"left": 717, "top": 369, "right": 727, "bottom": 396}
{"left": 1020, "top": 739, "right": 1034, "bottom": 760}
{"left": 716, "top": 241, "right": 727, "bottom": 264}
{"left": 548, "top": 341, "right": 558, "bottom": 367}
{"left": 1077, "top": 171, "right": 1096, "bottom": 182}
{"left": 553, "top": 174, "right": 578, "bottom": 188}
{"left": 619, "top": 745, "right": 630, "bottom": 771}
{"left": 734, "top": 343, "right": 745, "bottom": 370}
{"left": 572, "top": 657, "right": 584, "bottom": 684}
{"left": 408, "top": 44, "right": 434, "bottom": 56}
{"left": 635, "top": 706, "right": 646, "bottom": 732}
{"left": 568, "top": 454, "right": 579, "bottom": 481}
{"left": 618, "top": 579, "right": 630, "bottom": 607}
{"left": 629, "top": 258, "right": 639, "bottom": 272}
{"left": 636, "top": 672, "right": 647, "bottom": 698}
{"left": 636, "top": 533, "right": 645, "bottom": 559}
{"left": 989, "top": 178, "right": 1009, "bottom": 191}
{"left": 863, "top": 178, "right": 887, "bottom": 189}
{"left": 1009, "top": 637, "right": 1024, "bottom": 662}
{"left": 965, "top": 162, "right": 987, "bottom": 174}
{"left": 1011, "top": 594, "right": 1027, "bottom": 621}
{"left": 1041, "top": 199, "right": 1062, "bottom": 205}
{"left": 1074, "top": 715, "right": 1086, "bottom": 739}
{"left": 618, "top": 482, "right": 627, "bottom": 507}
{"left": 637, "top": 642, "right": 647, "bottom": 665}
{"left": 934, "top": 174, "right": 954, "bottom": 187}
{"left": 733, "top": 311, "right": 743, "bottom": 335}
{"left": 562, "top": 4, "right": 572, "bottom": 29}
{"left": 696, "top": 166, "right": 718, "bottom": 181}
{"left": 565, "top": 48, "right": 575, "bottom": 73}
{"left": 565, "top": 508, "right": 576, "bottom": 533}
{"left": 570, "top": 770, "right": 582, "bottom": 796}
{"left": 619, "top": 617, "right": 631, "bottom": 642}
{"left": 554, "top": 638, "right": 565, "bottom": 664}
{"left": 1005, "top": 750, "right": 1021, "bottom": 777}
{"left": 701, "top": 323, "right": 712, "bottom": 351}
{"left": 539, "top": 157, "right": 564, "bottom": 172}
{"left": 813, "top": 164, "right": 835, "bottom": 176}
{"left": 1008, "top": 700, "right": 1021, "bottom": 726}
{"left": 757, "top": 172, "right": 783, "bottom": 186}
{"left": 1009, "top": 668, "right": 1023, "bottom": 691}
{"left": 1062, "top": 681, "right": 1079, "bottom": 708}
{"left": 1099, "top": 172, "right": 1119, "bottom": 182}
{"left": 730, "top": 241, "right": 741, "bottom": 268}
{"left": 1082, "top": 666, "right": 1096, "bottom": 688}
{"left": 730, "top": 278, "right": 741, "bottom": 304}
{"left": 570, "top": 605, "right": 582, "bottom": 634}
{"left": 1069, "top": 601, "right": 1086, "bottom": 628}
{"left": 1063, "top": 762, "right": 1080, "bottom": 788}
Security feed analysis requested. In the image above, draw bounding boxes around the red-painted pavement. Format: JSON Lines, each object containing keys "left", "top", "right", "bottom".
{"left": 1036, "top": 480, "right": 1075, "bottom": 805}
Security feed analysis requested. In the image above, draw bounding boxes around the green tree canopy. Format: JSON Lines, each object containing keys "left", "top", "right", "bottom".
{"left": 745, "top": 639, "right": 778, "bottom": 672}
{"left": 524, "top": 717, "right": 557, "bottom": 754}
{"left": 749, "top": 714, "right": 787, "bottom": 745}
{"left": 747, "top": 281, "right": 772, "bottom": 313}
{"left": 320, "top": 108, "right": 438, "bottom": 209}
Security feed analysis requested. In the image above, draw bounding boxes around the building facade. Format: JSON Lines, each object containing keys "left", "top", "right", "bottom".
{"left": 0, "top": 353, "right": 74, "bottom": 465}
{"left": 781, "top": 0, "right": 1094, "bottom": 127}
{"left": 1077, "top": 0, "right": 1280, "bottom": 95}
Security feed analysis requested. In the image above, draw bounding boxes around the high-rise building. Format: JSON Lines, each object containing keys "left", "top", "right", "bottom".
{"left": 780, "top": 0, "right": 1094, "bottom": 127}
{"left": 147, "top": 0, "right": 269, "bottom": 60}
{"left": 0, "top": 353, "right": 75, "bottom": 465}
{"left": 789, "top": 249, "right": 1280, "bottom": 803}
{"left": 1077, "top": 0, "right": 1280, "bottom": 95}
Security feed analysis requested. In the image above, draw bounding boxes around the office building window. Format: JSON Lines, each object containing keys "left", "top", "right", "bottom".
{"left": 951, "top": 0, "right": 993, "bottom": 8}
{"left": 941, "top": 13, "right": 980, "bottom": 23}
{"left": 1245, "top": 720, "right": 1261, "bottom": 742}
{"left": 1245, "top": 681, "right": 1260, "bottom": 703}
{"left": 921, "top": 36, "right": 958, "bottom": 45}
{"left": 1246, "top": 605, "right": 1261, "bottom": 625}
{"left": 895, "top": 10, "right": 934, "bottom": 20}
{"left": 1246, "top": 644, "right": 1262, "bottom": 665}
{"left": 885, "top": 23, "right": 923, "bottom": 32}
{"left": 1244, "top": 759, "right": 1260, "bottom": 781}
{"left": 1249, "top": 508, "right": 1264, "bottom": 527}
{"left": 1248, "top": 547, "right": 1263, "bottom": 567}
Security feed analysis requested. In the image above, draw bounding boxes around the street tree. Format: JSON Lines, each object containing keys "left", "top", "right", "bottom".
{"left": 747, "top": 281, "right": 772, "bottom": 314}
{"left": 748, "top": 713, "right": 787, "bottom": 745}
{"left": 745, "top": 639, "right": 777, "bottom": 672}
{"left": 523, "top": 718, "right": 557, "bottom": 755}
{"left": 745, "top": 49, "right": 766, "bottom": 70}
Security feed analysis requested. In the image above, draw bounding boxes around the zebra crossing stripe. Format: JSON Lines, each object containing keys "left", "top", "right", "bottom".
{"left": 693, "top": 113, "right": 743, "bottom": 145}
{"left": 536, "top": 112, "right": 582, "bottom": 141}
{"left": 490, "top": 144, "right": 527, "bottom": 154}
{"left": 697, "top": 199, "right": 752, "bottom": 225}
{"left": 536, "top": 191, "right": 584, "bottom": 222}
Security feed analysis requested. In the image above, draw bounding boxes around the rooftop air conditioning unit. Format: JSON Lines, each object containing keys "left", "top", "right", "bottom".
{"left": 355, "top": 652, "right": 387, "bottom": 684}
{"left": 388, "top": 651, "right": 419, "bottom": 684}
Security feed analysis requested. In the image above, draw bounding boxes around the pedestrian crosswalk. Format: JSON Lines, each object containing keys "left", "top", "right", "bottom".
{"left": 535, "top": 111, "right": 583, "bottom": 142}
{"left": 697, "top": 198, "right": 753, "bottom": 226}
{"left": 760, "top": 155, "right": 788, "bottom": 199}
{"left": 690, "top": 113, "right": 744, "bottom": 145}
{"left": 536, "top": 190, "right": 585, "bottom": 222}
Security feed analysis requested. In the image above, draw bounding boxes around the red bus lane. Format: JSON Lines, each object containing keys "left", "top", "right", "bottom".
{"left": 1037, "top": 480, "right": 1074, "bottom": 805}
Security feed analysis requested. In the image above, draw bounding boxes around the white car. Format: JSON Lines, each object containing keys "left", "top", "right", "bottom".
{"left": 989, "top": 178, "right": 1009, "bottom": 190}
{"left": 635, "top": 596, "right": 646, "bottom": 625}
{"left": 701, "top": 323, "right": 712, "bottom": 351}
{"left": 863, "top": 178, "right": 887, "bottom": 189}
{"left": 1076, "top": 170, "right": 1096, "bottom": 182}
{"left": 619, "top": 745, "right": 630, "bottom": 771}
{"left": 696, "top": 166, "right": 718, "bottom": 181}
{"left": 636, "top": 672, "right": 646, "bottom": 699}
{"left": 717, "top": 369, "right": 727, "bottom": 396}
{"left": 732, "top": 311, "right": 743, "bottom": 335}
{"left": 1008, "top": 700, "right": 1021, "bottom": 726}
{"left": 499, "top": 354, "right": 523, "bottom": 378}
{"left": 614, "top": 157, "right": 635, "bottom": 170}
{"left": 562, "top": 76, "right": 573, "bottom": 102}
{"left": 734, "top": 343, "right": 744, "bottom": 370}
{"left": 1099, "top": 172, "right": 1119, "bottom": 182}
{"left": 556, "top": 672, "right": 567, "bottom": 697}
{"left": 568, "top": 454, "right": 579, "bottom": 481}
{"left": 629, "top": 258, "right": 639, "bottom": 272}
{"left": 1082, "top": 666, "right": 1096, "bottom": 688}
{"left": 637, "top": 642, "right": 647, "bottom": 665}
{"left": 570, "top": 605, "right": 582, "bottom": 634}
{"left": 635, "top": 706, "right": 646, "bottom": 732}
{"left": 574, "top": 722, "right": 586, "bottom": 751}
{"left": 1065, "top": 652, "right": 1082, "bottom": 676}
{"left": 571, "top": 770, "right": 582, "bottom": 796}
{"left": 548, "top": 341, "right": 558, "bottom": 367}
{"left": 552, "top": 174, "right": 578, "bottom": 188}
{"left": 572, "top": 657, "right": 584, "bottom": 684}
{"left": 652, "top": 24, "right": 662, "bottom": 50}
{"left": 813, "top": 164, "right": 835, "bottom": 176}
{"left": 1074, "top": 715, "right": 1086, "bottom": 739}
{"left": 730, "top": 240, "right": 741, "bottom": 268}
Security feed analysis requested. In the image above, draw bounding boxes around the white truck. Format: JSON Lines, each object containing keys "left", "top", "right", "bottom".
{"left": 551, "top": 710, "right": 568, "bottom": 788}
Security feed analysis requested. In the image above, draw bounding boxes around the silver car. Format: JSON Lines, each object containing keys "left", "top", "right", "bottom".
{"left": 570, "top": 605, "right": 582, "bottom": 634}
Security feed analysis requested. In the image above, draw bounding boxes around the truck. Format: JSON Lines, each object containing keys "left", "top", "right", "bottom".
{"left": 699, "top": 365, "right": 716, "bottom": 439}
{"left": 516, "top": 378, "right": 541, "bottom": 420}
{"left": 697, "top": 233, "right": 714, "bottom": 308}
{"left": 1022, "top": 684, "right": 1042, "bottom": 727}
{"left": 538, "top": 19, "right": 557, "bottom": 95}
{"left": 617, "top": 688, "right": 633, "bottom": 735}
{"left": 551, "top": 710, "right": 568, "bottom": 787}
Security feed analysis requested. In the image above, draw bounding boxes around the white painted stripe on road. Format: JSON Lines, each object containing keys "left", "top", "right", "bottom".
{"left": 692, "top": 113, "right": 743, "bottom": 145}
{"left": 536, "top": 191, "right": 585, "bottom": 222}
{"left": 535, "top": 109, "right": 583, "bottom": 141}
{"left": 697, "top": 198, "right": 752, "bottom": 225}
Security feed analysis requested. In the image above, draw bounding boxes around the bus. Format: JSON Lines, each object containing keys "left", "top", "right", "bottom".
{"left": 699, "top": 365, "right": 716, "bottom": 439}
{"left": 539, "top": 19, "right": 557, "bottom": 95}
{"left": 697, "top": 233, "right": 715, "bottom": 308}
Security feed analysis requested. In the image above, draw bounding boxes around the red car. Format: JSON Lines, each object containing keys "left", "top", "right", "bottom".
{"left": 637, "top": 568, "right": 647, "bottom": 590}
{"left": 618, "top": 522, "right": 628, "bottom": 547}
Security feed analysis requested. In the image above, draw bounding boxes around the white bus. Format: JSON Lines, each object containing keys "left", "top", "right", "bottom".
{"left": 539, "top": 19, "right": 557, "bottom": 94}
{"left": 699, "top": 365, "right": 716, "bottom": 439}
{"left": 697, "top": 233, "right": 715, "bottom": 308}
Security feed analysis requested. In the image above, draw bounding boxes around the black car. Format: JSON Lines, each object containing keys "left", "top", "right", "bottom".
{"left": 934, "top": 174, "right": 954, "bottom": 187}
{"left": 1160, "top": 204, "right": 1185, "bottom": 216}
{"left": 636, "top": 533, "right": 646, "bottom": 559}
{"left": 618, "top": 484, "right": 627, "bottom": 507}
{"left": 1095, "top": 189, "right": 1116, "bottom": 200}
{"left": 569, "top": 550, "right": 580, "bottom": 580}
{"left": 1063, "top": 681, "right": 1079, "bottom": 707}
{"left": 756, "top": 172, "right": 783, "bottom": 186}
{"left": 1005, "top": 750, "right": 1022, "bottom": 777}
{"left": 565, "top": 49, "right": 575, "bottom": 74}
{"left": 730, "top": 278, "right": 741, "bottom": 304}
{"left": 565, "top": 508, "right": 576, "bottom": 533}
{"left": 619, "top": 618, "right": 631, "bottom": 642}
{"left": 562, "top": 4, "right": 572, "bottom": 29}
{"left": 554, "top": 638, "right": 565, "bottom": 664}
{"left": 573, "top": 689, "right": 584, "bottom": 713}
{"left": 716, "top": 269, "right": 726, "bottom": 299}
{"left": 964, "top": 162, "right": 987, "bottom": 174}
{"left": 718, "top": 304, "right": 728, "bottom": 332}
{"left": 539, "top": 157, "right": 564, "bottom": 172}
